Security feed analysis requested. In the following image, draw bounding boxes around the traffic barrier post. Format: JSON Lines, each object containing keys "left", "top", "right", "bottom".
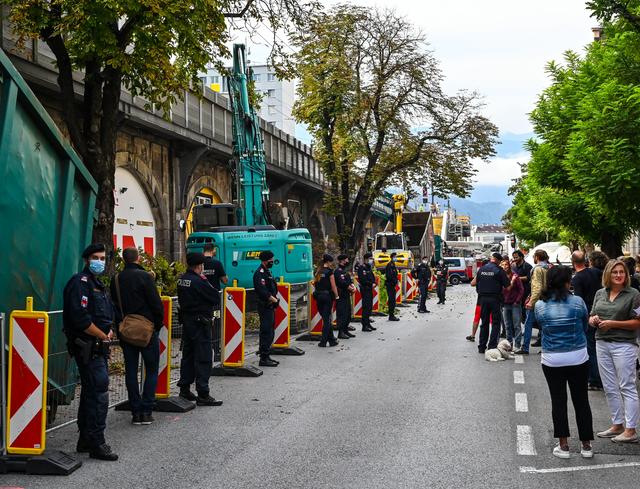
{"left": 352, "top": 279, "right": 363, "bottom": 319}
{"left": 297, "top": 281, "right": 323, "bottom": 341}
{"left": 270, "top": 279, "right": 304, "bottom": 356}
{"left": 372, "top": 276, "right": 385, "bottom": 316}
{"left": 0, "top": 298, "right": 81, "bottom": 475}
{"left": 395, "top": 272, "right": 404, "bottom": 306}
{"left": 211, "top": 286, "right": 262, "bottom": 377}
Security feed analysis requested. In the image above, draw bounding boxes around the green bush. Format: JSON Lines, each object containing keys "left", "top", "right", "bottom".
{"left": 104, "top": 248, "right": 186, "bottom": 296}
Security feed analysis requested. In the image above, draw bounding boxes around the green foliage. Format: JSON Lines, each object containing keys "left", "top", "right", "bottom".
{"left": 102, "top": 248, "right": 185, "bottom": 296}
{"left": 508, "top": 11, "right": 640, "bottom": 256}
{"left": 292, "top": 5, "right": 498, "bottom": 253}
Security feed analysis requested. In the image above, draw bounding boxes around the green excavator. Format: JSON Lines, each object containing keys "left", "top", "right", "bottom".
{"left": 185, "top": 44, "right": 313, "bottom": 288}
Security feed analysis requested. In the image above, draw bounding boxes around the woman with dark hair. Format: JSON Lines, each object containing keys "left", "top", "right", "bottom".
{"left": 535, "top": 265, "right": 593, "bottom": 459}
{"left": 314, "top": 254, "right": 340, "bottom": 348}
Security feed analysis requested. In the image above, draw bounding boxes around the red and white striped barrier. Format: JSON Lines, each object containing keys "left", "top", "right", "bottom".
{"left": 352, "top": 278, "right": 363, "bottom": 318}
{"left": 155, "top": 296, "right": 172, "bottom": 398}
{"left": 221, "top": 287, "right": 246, "bottom": 367}
{"left": 308, "top": 281, "right": 323, "bottom": 336}
{"left": 372, "top": 276, "right": 380, "bottom": 313}
{"left": 273, "top": 282, "right": 291, "bottom": 348}
{"left": 6, "top": 297, "right": 49, "bottom": 455}
{"left": 428, "top": 273, "right": 436, "bottom": 292}
{"left": 395, "top": 272, "right": 403, "bottom": 304}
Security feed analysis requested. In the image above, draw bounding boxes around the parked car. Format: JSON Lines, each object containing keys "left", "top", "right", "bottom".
{"left": 443, "top": 257, "right": 476, "bottom": 285}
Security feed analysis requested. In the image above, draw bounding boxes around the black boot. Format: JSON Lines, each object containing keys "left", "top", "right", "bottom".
{"left": 259, "top": 356, "right": 278, "bottom": 367}
{"left": 179, "top": 388, "right": 197, "bottom": 401}
{"left": 196, "top": 394, "right": 223, "bottom": 406}
{"left": 90, "top": 443, "right": 119, "bottom": 461}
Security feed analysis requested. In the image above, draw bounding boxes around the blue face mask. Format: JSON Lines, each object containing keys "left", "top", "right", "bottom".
{"left": 89, "top": 259, "right": 105, "bottom": 275}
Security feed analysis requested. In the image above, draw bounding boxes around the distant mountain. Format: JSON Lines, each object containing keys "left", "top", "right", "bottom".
{"left": 496, "top": 132, "right": 534, "bottom": 158}
{"left": 445, "top": 197, "right": 510, "bottom": 225}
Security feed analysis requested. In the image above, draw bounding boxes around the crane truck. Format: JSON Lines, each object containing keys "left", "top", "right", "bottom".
{"left": 373, "top": 194, "right": 414, "bottom": 270}
{"left": 185, "top": 44, "right": 313, "bottom": 288}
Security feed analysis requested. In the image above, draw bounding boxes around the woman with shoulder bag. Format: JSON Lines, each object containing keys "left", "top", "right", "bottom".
{"left": 315, "top": 254, "right": 340, "bottom": 348}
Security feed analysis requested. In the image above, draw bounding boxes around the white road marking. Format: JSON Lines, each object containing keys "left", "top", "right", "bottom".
{"left": 517, "top": 425, "right": 537, "bottom": 455}
{"left": 514, "top": 370, "right": 525, "bottom": 384}
{"left": 515, "top": 393, "right": 529, "bottom": 412}
{"left": 520, "top": 462, "right": 640, "bottom": 473}
{"left": 515, "top": 355, "right": 524, "bottom": 364}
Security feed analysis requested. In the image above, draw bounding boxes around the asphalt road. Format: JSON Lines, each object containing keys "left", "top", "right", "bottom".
{"left": 5, "top": 285, "right": 640, "bottom": 488}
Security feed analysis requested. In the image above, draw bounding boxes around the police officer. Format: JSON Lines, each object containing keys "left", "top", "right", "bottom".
{"left": 62, "top": 243, "right": 118, "bottom": 461}
{"left": 416, "top": 256, "right": 432, "bottom": 313}
{"left": 472, "top": 252, "right": 510, "bottom": 353}
{"left": 385, "top": 252, "right": 400, "bottom": 321}
{"left": 253, "top": 250, "right": 279, "bottom": 367}
{"left": 202, "top": 243, "right": 228, "bottom": 362}
{"left": 335, "top": 254, "right": 356, "bottom": 339}
{"left": 358, "top": 252, "right": 376, "bottom": 332}
{"left": 435, "top": 258, "right": 449, "bottom": 304}
{"left": 177, "top": 252, "right": 223, "bottom": 406}
{"left": 314, "top": 254, "right": 340, "bottom": 347}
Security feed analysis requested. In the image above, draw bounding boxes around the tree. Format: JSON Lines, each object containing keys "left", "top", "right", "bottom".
{"left": 292, "top": 6, "right": 498, "bottom": 256}
{"left": 509, "top": 14, "right": 640, "bottom": 257}
{"left": 4, "top": 0, "right": 319, "bottom": 253}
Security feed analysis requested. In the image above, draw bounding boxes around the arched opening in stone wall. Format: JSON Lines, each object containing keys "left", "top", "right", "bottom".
{"left": 185, "top": 186, "right": 223, "bottom": 236}
{"left": 114, "top": 167, "right": 157, "bottom": 255}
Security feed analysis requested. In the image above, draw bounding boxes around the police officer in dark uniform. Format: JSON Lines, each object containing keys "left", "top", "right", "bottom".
{"left": 472, "top": 252, "right": 510, "bottom": 353}
{"left": 177, "top": 252, "right": 223, "bottom": 406}
{"left": 334, "top": 254, "right": 356, "bottom": 339}
{"left": 62, "top": 243, "right": 118, "bottom": 461}
{"left": 202, "top": 243, "right": 228, "bottom": 362}
{"left": 358, "top": 252, "right": 376, "bottom": 332}
{"left": 253, "top": 250, "right": 279, "bottom": 367}
{"left": 385, "top": 252, "right": 400, "bottom": 321}
{"left": 416, "top": 257, "right": 432, "bottom": 313}
{"left": 315, "top": 254, "right": 340, "bottom": 348}
{"left": 435, "top": 259, "right": 449, "bottom": 304}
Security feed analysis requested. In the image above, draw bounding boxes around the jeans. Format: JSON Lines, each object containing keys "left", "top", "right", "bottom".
{"left": 478, "top": 297, "right": 502, "bottom": 351}
{"left": 361, "top": 286, "right": 373, "bottom": 328}
{"left": 502, "top": 304, "right": 522, "bottom": 348}
{"left": 178, "top": 316, "right": 213, "bottom": 396}
{"left": 586, "top": 327, "right": 602, "bottom": 387}
{"left": 122, "top": 332, "right": 160, "bottom": 415}
{"left": 596, "top": 341, "right": 639, "bottom": 429}
{"left": 316, "top": 291, "right": 336, "bottom": 344}
{"left": 521, "top": 309, "right": 538, "bottom": 352}
{"left": 336, "top": 295, "right": 351, "bottom": 334}
{"left": 542, "top": 361, "right": 593, "bottom": 440}
{"left": 75, "top": 354, "right": 109, "bottom": 448}
{"left": 386, "top": 284, "right": 396, "bottom": 318}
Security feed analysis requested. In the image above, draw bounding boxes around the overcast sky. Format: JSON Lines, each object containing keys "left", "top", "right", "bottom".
{"left": 241, "top": 1, "right": 596, "bottom": 189}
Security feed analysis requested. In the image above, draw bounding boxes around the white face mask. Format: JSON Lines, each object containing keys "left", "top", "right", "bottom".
{"left": 422, "top": 260, "right": 428, "bottom": 265}
{"left": 368, "top": 259, "right": 374, "bottom": 265}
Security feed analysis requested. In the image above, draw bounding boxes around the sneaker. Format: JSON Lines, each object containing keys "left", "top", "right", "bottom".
{"left": 90, "top": 443, "right": 119, "bottom": 461}
{"left": 346, "top": 332, "right": 356, "bottom": 338}
{"left": 581, "top": 445, "right": 594, "bottom": 458}
{"left": 531, "top": 340, "right": 542, "bottom": 347}
{"left": 369, "top": 325, "right": 377, "bottom": 330}
{"left": 179, "top": 389, "right": 197, "bottom": 401}
{"left": 389, "top": 316, "right": 400, "bottom": 322}
{"left": 514, "top": 349, "right": 529, "bottom": 355}
{"left": 259, "top": 357, "right": 278, "bottom": 367}
{"left": 337, "top": 333, "right": 350, "bottom": 339}
{"left": 141, "top": 413, "right": 154, "bottom": 425}
{"left": 196, "top": 394, "right": 223, "bottom": 407}
{"left": 132, "top": 413, "right": 143, "bottom": 425}
{"left": 348, "top": 326, "right": 356, "bottom": 331}
{"left": 328, "top": 340, "right": 339, "bottom": 347}
{"left": 466, "top": 335, "right": 475, "bottom": 342}
{"left": 553, "top": 445, "right": 570, "bottom": 459}
{"left": 318, "top": 342, "right": 327, "bottom": 347}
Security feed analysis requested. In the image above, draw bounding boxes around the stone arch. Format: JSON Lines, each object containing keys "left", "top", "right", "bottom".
{"left": 114, "top": 165, "right": 166, "bottom": 255}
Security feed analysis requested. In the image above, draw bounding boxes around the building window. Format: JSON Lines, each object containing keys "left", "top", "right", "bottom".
{"left": 266, "top": 89, "right": 276, "bottom": 97}
{"left": 252, "top": 73, "right": 261, "bottom": 82}
{"left": 268, "top": 105, "right": 277, "bottom": 115}
{"left": 212, "top": 76, "right": 220, "bottom": 84}
{"left": 267, "top": 73, "right": 276, "bottom": 81}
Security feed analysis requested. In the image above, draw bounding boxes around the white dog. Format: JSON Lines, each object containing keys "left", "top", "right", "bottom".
{"left": 484, "top": 339, "right": 514, "bottom": 362}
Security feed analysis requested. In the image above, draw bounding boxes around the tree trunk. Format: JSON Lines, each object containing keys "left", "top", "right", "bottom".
{"left": 600, "top": 232, "right": 623, "bottom": 259}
